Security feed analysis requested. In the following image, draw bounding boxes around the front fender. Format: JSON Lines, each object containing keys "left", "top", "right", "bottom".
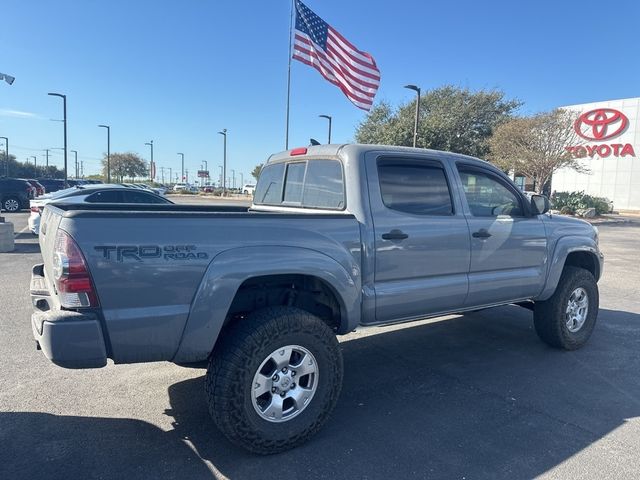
{"left": 537, "top": 236, "right": 602, "bottom": 301}
{"left": 172, "top": 245, "right": 361, "bottom": 363}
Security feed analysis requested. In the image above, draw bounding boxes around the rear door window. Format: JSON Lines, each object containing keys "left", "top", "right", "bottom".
{"left": 377, "top": 160, "right": 453, "bottom": 215}
{"left": 86, "top": 190, "right": 122, "bottom": 203}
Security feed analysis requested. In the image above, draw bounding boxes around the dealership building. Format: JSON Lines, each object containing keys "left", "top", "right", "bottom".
{"left": 551, "top": 97, "right": 640, "bottom": 211}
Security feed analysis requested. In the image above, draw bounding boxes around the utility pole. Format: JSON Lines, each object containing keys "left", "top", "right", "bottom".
{"left": 169, "top": 167, "right": 172, "bottom": 185}
{"left": 319, "top": 114, "right": 332, "bottom": 143}
{"left": 0, "top": 136, "right": 8, "bottom": 177}
{"left": 240, "top": 172, "right": 244, "bottom": 188}
{"left": 404, "top": 85, "right": 421, "bottom": 148}
{"left": 70, "top": 150, "right": 78, "bottom": 178}
{"left": 80, "top": 160, "right": 84, "bottom": 178}
{"left": 177, "top": 153, "right": 184, "bottom": 182}
{"left": 185, "top": 169, "right": 189, "bottom": 184}
{"left": 160, "top": 166, "right": 166, "bottom": 184}
{"left": 218, "top": 129, "right": 227, "bottom": 196}
{"left": 48, "top": 93, "right": 68, "bottom": 181}
{"left": 145, "top": 140, "right": 154, "bottom": 182}
{"left": 98, "top": 125, "right": 111, "bottom": 182}
{"left": 44, "top": 148, "right": 50, "bottom": 167}
{"left": 231, "top": 169, "right": 236, "bottom": 189}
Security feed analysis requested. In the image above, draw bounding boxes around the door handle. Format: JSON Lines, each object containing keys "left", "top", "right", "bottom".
{"left": 382, "top": 229, "right": 409, "bottom": 240}
{"left": 472, "top": 229, "right": 492, "bottom": 239}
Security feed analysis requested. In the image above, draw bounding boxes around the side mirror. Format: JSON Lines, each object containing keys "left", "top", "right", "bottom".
{"left": 530, "top": 194, "right": 550, "bottom": 215}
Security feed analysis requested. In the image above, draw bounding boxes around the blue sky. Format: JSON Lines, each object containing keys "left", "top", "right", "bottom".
{"left": 1, "top": 0, "right": 638, "bottom": 181}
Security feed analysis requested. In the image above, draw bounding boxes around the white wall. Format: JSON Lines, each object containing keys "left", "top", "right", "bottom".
{"left": 552, "top": 97, "right": 640, "bottom": 210}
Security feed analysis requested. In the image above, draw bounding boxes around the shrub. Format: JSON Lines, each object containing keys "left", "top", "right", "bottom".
{"left": 551, "top": 191, "right": 611, "bottom": 215}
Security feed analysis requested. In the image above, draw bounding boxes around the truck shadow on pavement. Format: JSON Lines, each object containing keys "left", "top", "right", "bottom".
{"left": 2, "top": 306, "right": 639, "bottom": 479}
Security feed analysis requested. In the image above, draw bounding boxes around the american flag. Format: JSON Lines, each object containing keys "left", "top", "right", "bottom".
{"left": 292, "top": 0, "right": 380, "bottom": 111}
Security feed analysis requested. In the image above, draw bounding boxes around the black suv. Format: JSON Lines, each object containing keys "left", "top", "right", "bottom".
{"left": 0, "top": 178, "right": 35, "bottom": 212}
{"left": 37, "top": 178, "right": 67, "bottom": 193}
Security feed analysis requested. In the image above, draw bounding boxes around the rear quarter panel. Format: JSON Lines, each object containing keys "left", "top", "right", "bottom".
{"left": 56, "top": 211, "right": 361, "bottom": 364}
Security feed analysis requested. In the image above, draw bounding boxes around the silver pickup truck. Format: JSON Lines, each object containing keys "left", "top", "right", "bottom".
{"left": 30, "top": 144, "right": 603, "bottom": 454}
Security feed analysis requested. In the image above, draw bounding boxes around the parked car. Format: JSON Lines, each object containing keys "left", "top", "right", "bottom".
{"left": 172, "top": 182, "right": 188, "bottom": 192}
{"left": 242, "top": 184, "right": 256, "bottom": 195}
{"left": 29, "top": 144, "right": 603, "bottom": 454}
{"left": 0, "top": 177, "right": 35, "bottom": 212}
{"left": 22, "top": 179, "right": 46, "bottom": 197}
{"left": 37, "top": 178, "right": 67, "bottom": 193}
{"left": 28, "top": 184, "right": 173, "bottom": 235}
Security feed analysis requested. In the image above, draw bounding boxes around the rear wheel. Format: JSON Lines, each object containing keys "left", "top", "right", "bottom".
{"left": 534, "top": 266, "right": 598, "bottom": 350}
{"left": 3, "top": 197, "right": 21, "bottom": 212}
{"left": 205, "top": 306, "right": 343, "bottom": 454}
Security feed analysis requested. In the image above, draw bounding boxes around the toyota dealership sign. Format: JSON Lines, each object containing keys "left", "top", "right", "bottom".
{"left": 565, "top": 107, "right": 635, "bottom": 158}
{"left": 552, "top": 97, "right": 640, "bottom": 210}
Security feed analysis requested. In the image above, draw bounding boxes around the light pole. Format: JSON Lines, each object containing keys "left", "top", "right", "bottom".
{"left": 231, "top": 169, "right": 236, "bottom": 190}
{"left": 218, "top": 129, "right": 227, "bottom": 196}
{"left": 319, "top": 114, "right": 332, "bottom": 143}
{"left": 203, "top": 160, "right": 208, "bottom": 184}
{"left": 31, "top": 156, "right": 37, "bottom": 175}
{"left": 218, "top": 165, "right": 223, "bottom": 188}
{"left": 0, "top": 136, "right": 8, "bottom": 176}
{"left": 48, "top": 93, "right": 68, "bottom": 181}
{"left": 240, "top": 172, "right": 244, "bottom": 188}
{"left": 177, "top": 153, "right": 184, "bottom": 182}
{"left": 44, "top": 148, "right": 50, "bottom": 167}
{"left": 70, "top": 150, "right": 78, "bottom": 178}
{"left": 168, "top": 167, "right": 172, "bottom": 185}
{"left": 404, "top": 85, "right": 421, "bottom": 148}
{"left": 98, "top": 125, "right": 111, "bottom": 183}
{"left": 145, "top": 140, "right": 154, "bottom": 182}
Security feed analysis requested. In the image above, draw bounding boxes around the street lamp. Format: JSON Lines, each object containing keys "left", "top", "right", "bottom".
{"left": 404, "top": 84, "right": 421, "bottom": 148}
{"left": 231, "top": 169, "right": 236, "bottom": 189}
{"left": 0, "top": 136, "right": 8, "bottom": 176}
{"left": 217, "top": 129, "right": 227, "bottom": 196}
{"left": 218, "top": 165, "right": 223, "bottom": 188}
{"left": 177, "top": 153, "right": 184, "bottom": 182}
{"left": 70, "top": 150, "right": 78, "bottom": 179}
{"left": 48, "top": 92, "right": 68, "bottom": 181}
{"left": 145, "top": 140, "right": 154, "bottom": 182}
{"left": 31, "top": 155, "right": 37, "bottom": 175}
{"left": 319, "top": 114, "right": 332, "bottom": 144}
{"left": 98, "top": 125, "right": 111, "bottom": 183}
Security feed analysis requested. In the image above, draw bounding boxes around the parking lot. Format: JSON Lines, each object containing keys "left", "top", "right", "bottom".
{"left": 1, "top": 207, "right": 639, "bottom": 480}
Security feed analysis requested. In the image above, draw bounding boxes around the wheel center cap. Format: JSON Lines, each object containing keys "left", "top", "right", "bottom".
{"left": 280, "top": 377, "right": 291, "bottom": 389}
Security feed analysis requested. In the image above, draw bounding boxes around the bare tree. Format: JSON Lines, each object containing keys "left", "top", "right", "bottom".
{"left": 489, "top": 109, "right": 586, "bottom": 193}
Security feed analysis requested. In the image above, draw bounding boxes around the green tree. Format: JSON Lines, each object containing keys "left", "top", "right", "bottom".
{"left": 488, "top": 109, "right": 586, "bottom": 193}
{"left": 251, "top": 163, "right": 263, "bottom": 181}
{"left": 1, "top": 153, "right": 64, "bottom": 179}
{"left": 355, "top": 85, "right": 521, "bottom": 158}
{"left": 101, "top": 152, "right": 148, "bottom": 182}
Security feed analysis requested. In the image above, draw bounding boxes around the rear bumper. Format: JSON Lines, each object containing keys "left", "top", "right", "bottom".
{"left": 31, "top": 264, "right": 107, "bottom": 368}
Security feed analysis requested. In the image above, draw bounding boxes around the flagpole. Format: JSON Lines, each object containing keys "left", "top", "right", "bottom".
{"left": 285, "top": 0, "right": 294, "bottom": 150}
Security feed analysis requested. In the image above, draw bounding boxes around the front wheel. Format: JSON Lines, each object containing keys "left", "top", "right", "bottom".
{"left": 534, "top": 266, "right": 599, "bottom": 350}
{"left": 205, "top": 306, "right": 343, "bottom": 454}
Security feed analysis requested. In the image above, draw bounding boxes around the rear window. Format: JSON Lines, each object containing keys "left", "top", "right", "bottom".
{"left": 254, "top": 159, "right": 345, "bottom": 210}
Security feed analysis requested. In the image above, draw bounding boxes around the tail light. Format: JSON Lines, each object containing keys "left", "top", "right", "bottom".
{"left": 52, "top": 230, "right": 99, "bottom": 308}
{"left": 30, "top": 206, "right": 39, "bottom": 213}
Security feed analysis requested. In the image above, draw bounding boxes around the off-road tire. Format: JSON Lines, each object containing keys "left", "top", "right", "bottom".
{"left": 205, "top": 306, "right": 343, "bottom": 454}
{"left": 534, "top": 266, "right": 599, "bottom": 350}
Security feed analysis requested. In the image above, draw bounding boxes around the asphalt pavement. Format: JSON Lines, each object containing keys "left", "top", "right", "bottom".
{"left": 1, "top": 208, "right": 639, "bottom": 480}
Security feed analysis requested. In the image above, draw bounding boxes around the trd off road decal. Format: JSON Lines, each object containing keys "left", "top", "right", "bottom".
{"left": 95, "top": 245, "right": 209, "bottom": 262}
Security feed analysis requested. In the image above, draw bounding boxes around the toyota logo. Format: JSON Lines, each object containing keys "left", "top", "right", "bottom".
{"left": 574, "top": 108, "right": 629, "bottom": 141}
